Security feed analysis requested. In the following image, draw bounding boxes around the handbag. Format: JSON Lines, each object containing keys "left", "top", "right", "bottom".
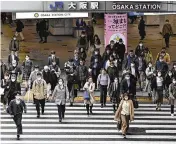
{"left": 117, "top": 120, "right": 121, "bottom": 130}
{"left": 132, "top": 98, "right": 139, "bottom": 109}
{"left": 83, "top": 91, "right": 90, "bottom": 100}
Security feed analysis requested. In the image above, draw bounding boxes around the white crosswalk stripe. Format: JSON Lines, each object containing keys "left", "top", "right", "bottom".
{"left": 0, "top": 103, "right": 176, "bottom": 144}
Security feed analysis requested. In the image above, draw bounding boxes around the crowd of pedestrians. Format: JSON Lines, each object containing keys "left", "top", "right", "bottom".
{"left": 0, "top": 19, "right": 175, "bottom": 140}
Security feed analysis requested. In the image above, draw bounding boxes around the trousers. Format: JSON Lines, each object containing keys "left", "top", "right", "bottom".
{"left": 57, "top": 104, "right": 65, "bottom": 120}
{"left": 13, "top": 113, "right": 22, "bottom": 135}
{"left": 100, "top": 85, "right": 108, "bottom": 105}
{"left": 34, "top": 98, "right": 45, "bottom": 116}
{"left": 121, "top": 114, "right": 130, "bottom": 135}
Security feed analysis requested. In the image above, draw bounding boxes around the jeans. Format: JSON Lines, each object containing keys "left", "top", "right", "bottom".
{"left": 13, "top": 113, "right": 22, "bottom": 135}
{"left": 34, "top": 98, "right": 45, "bottom": 116}
{"left": 100, "top": 85, "right": 108, "bottom": 105}
{"left": 57, "top": 104, "right": 65, "bottom": 120}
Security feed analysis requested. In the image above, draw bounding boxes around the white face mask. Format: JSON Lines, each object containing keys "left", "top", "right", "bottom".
{"left": 37, "top": 77, "right": 41, "bottom": 81}
{"left": 88, "top": 69, "right": 92, "bottom": 72}
{"left": 26, "top": 57, "right": 29, "bottom": 61}
{"left": 5, "top": 76, "right": 9, "bottom": 80}
{"left": 35, "top": 69, "right": 39, "bottom": 72}
{"left": 149, "top": 64, "right": 152, "bottom": 67}
{"left": 158, "top": 73, "right": 161, "bottom": 77}
{"left": 11, "top": 78, "right": 16, "bottom": 82}
{"left": 169, "top": 73, "right": 172, "bottom": 76}
{"left": 13, "top": 38, "right": 17, "bottom": 40}
{"left": 174, "top": 66, "right": 176, "bottom": 68}
{"left": 124, "top": 97, "right": 128, "bottom": 101}
{"left": 59, "top": 82, "right": 63, "bottom": 85}
{"left": 12, "top": 64, "right": 17, "bottom": 67}
{"left": 119, "top": 42, "right": 122, "bottom": 44}
{"left": 131, "top": 64, "right": 135, "bottom": 67}
{"left": 15, "top": 99, "right": 20, "bottom": 104}
{"left": 51, "top": 54, "right": 55, "bottom": 58}
{"left": 95, "top": 52, "right": 98, "bottom": 55}
{"left": 125, "top": 76, "right": 130, "bottom": 80}
{"left": 114, "top": 79, "right": 118, "bottom": 83}
{"left": 173, "top": 80, "right": 176, "bottom": 84}
{"left": 139, "top": 44, "right": 143, "bottom": 47}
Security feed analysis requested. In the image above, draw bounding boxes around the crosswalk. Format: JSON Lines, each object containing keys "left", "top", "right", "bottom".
{"left": 0, "top": 102, "right": 176, "bottom": 144}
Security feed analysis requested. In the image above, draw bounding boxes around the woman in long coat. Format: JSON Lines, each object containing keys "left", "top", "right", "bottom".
{"left": 83, "top": 77, "right": 95, "bottom": 116}
{"left": 114, "top": 94, "right": 134, "bottom": 139}
{"left": 138, "top": 16, "right": 146, "bottom": 40}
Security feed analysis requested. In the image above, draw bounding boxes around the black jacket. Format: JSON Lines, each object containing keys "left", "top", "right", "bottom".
{"left": 48, "top": 56, "right": 60, "bottom": 67}
{"left": 42, "top": 71, "right": 52, "bottom": 84}
{"left": 9, "top": 40, "right": 19, "bottom": 51}
{"left": 120, "top": 78, "right": 136, "bottom": 96}
{"left": 116, "top": 43, "right": 126, "bottom": 58}
{"left": 8, "top": 99, "right": 26, "bottom": 115}
{"left": 8, "top": 54, "right": 19, "bottom": 66}
{"left": 135, "top": 46, "right": 145, "bottom": 57}
{"left": 16, "top": 20, "right": 24, "bottom": 32}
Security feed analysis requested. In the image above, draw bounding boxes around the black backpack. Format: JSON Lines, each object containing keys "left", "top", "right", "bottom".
{"left": 79, "top": 36, "right": 86, "bottom": 45}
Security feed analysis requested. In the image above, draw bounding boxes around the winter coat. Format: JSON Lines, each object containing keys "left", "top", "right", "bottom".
{"left": 16, "top": 20, "right": 24, "bottom": 32}
{"left": 83, "top": 82, "right": 95, "bottom": 104}
{"left": 162, "top": 23, "right": 173, "bottom": 36}
{"left": 52, "top": 85, "right": 69, "bottom": 105}
{"left": 32, "top": 79, "right": 47, "bottom": 100}
{"left": 76, "top": 65, "right": 88, "bottom": 81}
{"left": 169, "top": 83, "right": 176, "bottom": 105}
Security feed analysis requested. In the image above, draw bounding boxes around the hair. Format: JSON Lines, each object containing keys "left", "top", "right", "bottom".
{"left": 26, "top": 55, "right": 30, "bottom": 57}
{"left": 101, "top": 68, "right": 106, "bottom": 73}
{"left": 37, "top": 72, "right": 42, "bottom": 76}
{"left": 110, "top": 40, "right": 114, "bottom": 43}
{"left": 129, "top": 50, "right": 133, "bottom": 53}
{"left": 81, "top": 31, "right": 86, "bottom": 35}
{"left": 166, "top": 19, "right": 169, "bottom": 22}
{"left": 51, "top": 51, "right": 56, "bottom": 54}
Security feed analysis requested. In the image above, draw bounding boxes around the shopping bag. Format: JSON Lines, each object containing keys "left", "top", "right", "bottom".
{"left": 83, "top": 91, "right": 90, "bottom": 100}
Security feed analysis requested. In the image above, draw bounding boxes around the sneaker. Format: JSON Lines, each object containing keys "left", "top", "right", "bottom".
{"left": 17, "top": 135, "right": 20, "bottom": 140}
{"left": 171, "top": 114, "right": 174, "bottom": 117}
{"left": 158, "top": 108, "right": 161, "bottom": 111}
{"left": 59, "top": 119, "right": 62, "bottom": 123}
{"left": 37, "top": 115, "right": 40, "bottom": 118}
{"left": 122, "top": 134, "right": 126, "bottom": 139}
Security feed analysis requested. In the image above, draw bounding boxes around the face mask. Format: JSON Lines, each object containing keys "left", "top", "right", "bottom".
{"left": 88, "top": 69, "right": 92, "bottom": 72}
{"left": 15, "top": 99, "right": 20, "bottom": 104}
{"left": 95, "top": 60, "right": 98, "bottom": 63}
{"left": 119, "top": 42, "right": 122, "bottom": 44}
{"left": 59, "top": 82, "right": 63, "bottom": 85}
{"left": 44, "top": 69, "right": 48, "bottom": 72}
{"left": 174, "top": 66, "right": 176, "bottom": 68}
{"left": 114, "top": 79, "right": 118, "bottom": 83}
{"left": 149, "top": 64, "right": 152, "bottom": 67}
{"left": 124, "top": 97, "right": 128, "bottom": 101}
{"left": 37, "top": 77, "right": 41, "bottom": 81}
{"left": 35, "top": 69, "right": 39, "bottom": 72}
{"left": 13, "top": 38, "right": 16, "bottom": 40}
{"left": 51, "top": 54, "right": 55, "bottom": 57}
{"left": 158, "top": 73, "right": 161, "bottom": 77}
{"left": 26, "top": 58, "right": 29, "bottom": 61}
{"left": 160, "top": 59, "right": 163, "bottom": 62}
{"left": 139, "top": 44, "right": 143, "bottom": 47}
{"left": 11, "top": 78, "right": 16, "bottom": 82}
{"left": 169, "top": 73, "right": 172, "bottom": 76}
{"left": 5, "top": 76, "right": 9, "bottom": 80}
{"left": 173, "top": 80, "right": 176, "bottom": 84}
{"left": 12, "top": 64, "right": 17, "bottom": 67}
{"left": 111, "top": 44, "right": 114, "bottom": 46}
{"left": 125, "top": 76, "right": 130, "bottom": 80}
{"left": 52, "top": 62, "right": 56, "bottom": 65}
{"left": 131, "top": 64, "right": 135, "bottom": 67}
{"left": 95, "top": 52, "right": 98, "bottom": 55}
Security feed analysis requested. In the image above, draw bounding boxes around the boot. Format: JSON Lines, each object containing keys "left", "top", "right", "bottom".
{"left": 90, "top": 105, "right": 93, "bottom": 114}
{"left": 86, "top": 104, "right": 89, "bottom": 116}
{"left": 17, "top": 135, "right": 20, "bottom": 140}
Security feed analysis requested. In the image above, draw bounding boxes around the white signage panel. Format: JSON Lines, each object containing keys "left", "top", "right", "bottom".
{"left": 16, "top": 12, "right": 89, "bottom": 19}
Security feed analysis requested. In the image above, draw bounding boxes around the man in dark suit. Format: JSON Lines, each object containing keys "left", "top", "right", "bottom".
{"left": 48, "top": 51, "right": 60, "bottom": 67}
{"left": 120, "top": 73, "right": 136, "bottom": 100}
{"left": 7, "top": 92, "right": 26, "bottom": 140}
{"left": 8, "top": 51, "right": 19, "bottom": 66}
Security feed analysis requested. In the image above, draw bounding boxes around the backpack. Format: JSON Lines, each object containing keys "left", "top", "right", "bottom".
{"left": 79, "top": 36, "right": 86, "bottom": 45}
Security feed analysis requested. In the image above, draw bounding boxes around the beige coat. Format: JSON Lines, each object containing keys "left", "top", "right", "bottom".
{"left": 83, "top": 82, "right": 95, "bottom": 104}
{"left": 114, "top": 100, "right": 134, "bottom": 121}
{"left": 32, "top": 79, "right": 47, "bottom": 100}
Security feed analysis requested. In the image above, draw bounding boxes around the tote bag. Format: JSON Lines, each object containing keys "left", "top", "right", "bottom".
{"left": 83, "top": 91, "right": 90, "bottom": 100}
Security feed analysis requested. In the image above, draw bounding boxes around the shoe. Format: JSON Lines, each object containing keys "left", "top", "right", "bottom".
{"left": 17, "top": 135, "right": 20, "bottom": 140}
{"left": 20, "top": 39, "right": 25, "bottom": 42}
{"left": 59, "top": 119, "right": 62, "bottom": 123}
{"left": 101, "top": 104, "right": 103, "bottom": 108}
{"left": 104, "top": 104, "right": 106, "bottom": 107}
{"left": 43, "top": 41, "right": 47, "bottom": 43}
{"left": 156, "top": 107, "right": 158, "bottom": 111}
{"left": 62, "top": 115, "right": 65, "bottom": 119}
{"left": 37, "top": 115, "right": 40, "bottom": 118}
{"left": 158, "top": 108, "right": 161, "bottom": 111}
{"left": 39, "top": 40, "right": 43, "bottom": 43}
{"left": 171, "top": 114, "right": 174, "bottom": 117}
{"left": 70, "top": 103, "right": 73, "bottom": 106}
{"left": 123, "top": 134, "right": 126, "bottom": 139}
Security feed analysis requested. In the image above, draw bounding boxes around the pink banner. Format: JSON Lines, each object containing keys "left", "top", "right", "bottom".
{"left": 105, "top": 14, "right": 127, "bottom": 51}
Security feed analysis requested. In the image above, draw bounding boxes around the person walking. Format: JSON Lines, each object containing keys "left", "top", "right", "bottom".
{"left": 151, "top": 71, "right": 164, "bottom": 111}
{"left": 114, "top": 94, "right": 134, "bottom": 139}
{"left": 138, "top": 16, "right": 146, "bottom": 40}
{"left": 97, "top": 69, "right": 110, "bottom": 108}
{"left": 7, "top": 92, "right": 26, "bottom": 140}
{"left": 32, "top": 72, "right": 47, "bottom": 118}
{"left": 15, "top": 20, "right": 24, "bottom": 41}
{"left": 0, "top": 60, "right": 7, "bottom": 80}
{"left": 1, "top": 72, "right": 10, "bottom": 112}
{"left": 8, "top": 51, "right": 19, "bottom": 66}
{"left": 108, "top": 77, "right": 120, "bottom": 112}
{"left": 38, "top": 19, "right": 49, "bottom": 43}
{"left": 169, "top": 78, "right": 176, "bottom": 117}
{"left": 76, "top": 31, "right": 88, "bottom": 51}
{"left": 83, "top": 77, "right": 95, "bottom": 116}
{"left": 52, "top": 78, "right": 69, "bottom": 122}
{"left": 9, "top": 36, "right": 19, "bottom": 56}
{"left": 162, "top": 19, "right": 173, "bottom": 48}
{"left": 48, "top": 51, "right": 60, "bottom": 67}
